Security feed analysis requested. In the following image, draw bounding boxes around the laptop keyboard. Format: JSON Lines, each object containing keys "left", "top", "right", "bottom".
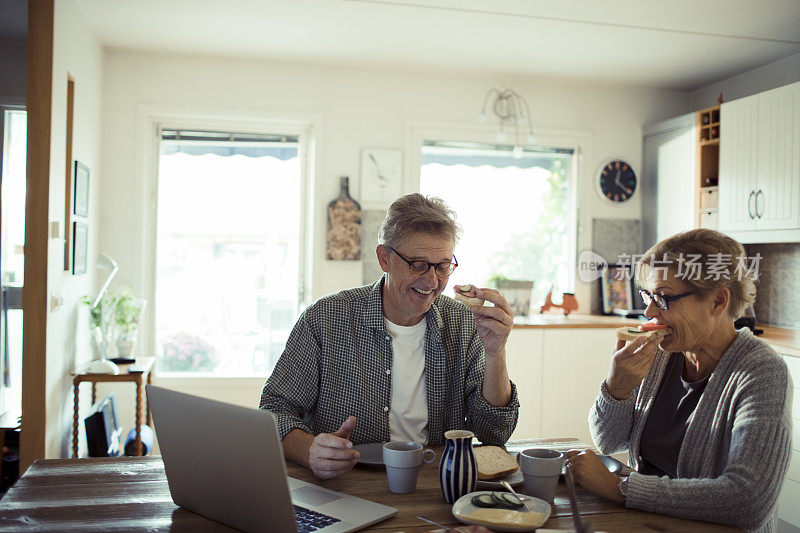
{"left": 293, "top": 505, "right": 341, "bottom": 532}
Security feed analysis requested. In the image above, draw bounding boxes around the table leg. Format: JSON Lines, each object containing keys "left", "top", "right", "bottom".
{"left": 146, "top": 370, "right": 152, "bottom": 427}
{"left": 135, "top": 379, "right": 143, "bottom": 456}
{"left": 72, "top": 382, "right": 79, "bottom": 458}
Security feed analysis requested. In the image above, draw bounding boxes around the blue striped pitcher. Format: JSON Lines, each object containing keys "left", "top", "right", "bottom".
{"left": 439, "top": 430, "right": 477, "bottom": 503}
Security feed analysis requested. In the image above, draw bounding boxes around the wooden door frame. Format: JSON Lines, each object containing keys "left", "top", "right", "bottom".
{"left": 21, "top": 0, "right": 53, "bottom": 473}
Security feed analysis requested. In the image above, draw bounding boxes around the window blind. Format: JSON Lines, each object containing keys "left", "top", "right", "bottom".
{"left": 160, "top": 129, "right": 298, "bottom": 159}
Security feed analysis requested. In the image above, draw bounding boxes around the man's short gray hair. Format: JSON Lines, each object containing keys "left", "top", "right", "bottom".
{"left": 377, "top": 193, "right": 462, "bottom": 249}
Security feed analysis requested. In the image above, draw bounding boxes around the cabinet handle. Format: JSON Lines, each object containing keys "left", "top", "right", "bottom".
{"left": 748, "top": 190, "right": 755, "bottom": 219}
{"left": 755, "top": 189, "right": 764, "bottom": 219}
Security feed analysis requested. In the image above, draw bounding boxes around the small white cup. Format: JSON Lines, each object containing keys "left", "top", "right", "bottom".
{"left": 382, "top": 441, "right": 436, "bottom": 494}
{"left": 517, "top": 448, "right": 565, "bottom": 502}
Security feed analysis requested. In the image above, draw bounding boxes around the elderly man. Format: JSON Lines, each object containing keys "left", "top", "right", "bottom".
{"left": 260, "top": 193, "right": 519, "bottom": 479}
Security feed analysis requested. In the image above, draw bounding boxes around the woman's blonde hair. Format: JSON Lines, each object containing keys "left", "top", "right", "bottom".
{"left": 636, "top": 229, "right": 756, "bottom": 319}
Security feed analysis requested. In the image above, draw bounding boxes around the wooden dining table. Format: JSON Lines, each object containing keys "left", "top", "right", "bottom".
{"left": 0, "top": 438, "right": 739, "bottom": 532}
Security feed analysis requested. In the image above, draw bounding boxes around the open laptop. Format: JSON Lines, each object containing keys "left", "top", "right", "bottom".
{"left": 146, "top": 385, "right": 397, "bottom": 533}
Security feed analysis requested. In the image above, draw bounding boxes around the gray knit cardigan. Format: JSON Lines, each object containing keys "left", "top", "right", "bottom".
{"left": 589, "top": 328, "right": 793, "bottom": 532}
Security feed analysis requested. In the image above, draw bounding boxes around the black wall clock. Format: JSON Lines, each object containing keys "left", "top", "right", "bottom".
{"left": 597, "top": 159, "right": 637, "bottom": 204}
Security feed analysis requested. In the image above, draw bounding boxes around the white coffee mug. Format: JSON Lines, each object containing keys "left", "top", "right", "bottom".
{"left": 382, "top": 441, "right": 436, "bottom": 494}
{"left": 517, "top": 448, "right": 565, "bottom": 502}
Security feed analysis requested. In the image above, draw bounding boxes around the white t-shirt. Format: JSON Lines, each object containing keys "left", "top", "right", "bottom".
{"left": 384, "top": 317, "right": 429, "bottom": 443}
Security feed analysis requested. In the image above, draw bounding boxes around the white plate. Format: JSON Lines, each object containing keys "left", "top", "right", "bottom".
{"left": 476, "top": 469, "right": 524, "bottom": 489}
{"left": 452, "top": 490, "right": 551, "bottom": 532}
{"left": 353, "top": 442, "right": 385, "bottom": 467}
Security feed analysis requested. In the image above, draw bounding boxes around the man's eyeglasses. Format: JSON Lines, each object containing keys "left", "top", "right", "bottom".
{"left": 387, "top": 246, "right": 458, "bottom": 278}
{"left": 639, "top": 289, "right": 697, "bottom": 311}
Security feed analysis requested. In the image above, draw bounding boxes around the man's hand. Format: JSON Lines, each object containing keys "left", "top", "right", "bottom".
{"left": 457, "top": 286, "right": 513, "bottom": 407}
{"left": 564, "top": 449, "right": 624, "bottom": 504}
{"left": 466, "top": 287, "right": 514, "bottom": 360}
{"left": 308, "top": 416, "right": 360, "bottom": 480}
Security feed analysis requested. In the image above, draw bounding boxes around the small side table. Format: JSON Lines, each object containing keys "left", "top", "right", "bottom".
{"left": 72, "top": 358, "right": 155, "bottom": 458}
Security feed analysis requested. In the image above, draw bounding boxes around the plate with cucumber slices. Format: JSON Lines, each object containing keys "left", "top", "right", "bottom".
{"left": 452, "top": 490, "right": 551, "bottom": 532}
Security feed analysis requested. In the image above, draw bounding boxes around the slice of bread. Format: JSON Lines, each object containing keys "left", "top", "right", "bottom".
{"left": 454, "top": 284, "right": 486, "bottom": 307}
{"left": 454, "top": 292, "right": 485, "bottom": 307}
{"left": 615, "top": 326, "right": 672, "bottom": 342}
{"left": 474, "top": 445, "right": 519, "bottom": 480}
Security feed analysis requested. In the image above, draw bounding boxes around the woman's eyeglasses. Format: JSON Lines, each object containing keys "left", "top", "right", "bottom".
{"left": 639, "top": 289, "right": 697, "bottom": 310}
{"left": 387, "top": 246, "right": 458, "bottom": 278}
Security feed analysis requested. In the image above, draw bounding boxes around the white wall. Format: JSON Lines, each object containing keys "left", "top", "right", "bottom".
{"left": 100, "top": 49, "right": 689, "bottom": 311}
{"left": 92, "top": 49, "right": 689, "bottom": 443}
{"left": 45, "top": 0, "right": 103, "bottom": 458}
{"left": 691, "top": 51, "right": 800, "bottom": 109}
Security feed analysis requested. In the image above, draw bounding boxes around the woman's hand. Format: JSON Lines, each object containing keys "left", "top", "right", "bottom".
{"left": 565, "top": 449, "right": 624, "bottom": 504}
{"left": 605, "top": 336, "right": 659, "bottom": 400}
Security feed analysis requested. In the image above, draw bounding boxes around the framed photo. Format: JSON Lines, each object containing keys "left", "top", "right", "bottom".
{"left": 600, "top": 264, "right": 645, "bottom": 316}
{"left": 73, "top": 161, "right": 89, "bottom": 217}
{"left": 360, "top": 148, "right": 402, "bottom": 208}
{"left": 72, "top": 221, "right": 88, "bottom": 275}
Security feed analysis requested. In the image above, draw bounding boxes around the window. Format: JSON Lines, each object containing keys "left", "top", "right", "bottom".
{"left": 154, "top": 129, "right": 305, "bottom": 375}
{"left": 419, "top": 141, "right": 575, "bottom": 304}
{"left": 0, "top": 108, "right": 26, "bottom": 416}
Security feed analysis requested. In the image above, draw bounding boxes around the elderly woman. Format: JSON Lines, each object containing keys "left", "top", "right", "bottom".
{"left": 261, "top": 193, "right": 519, "bottom": 479}
{"left": 566, "top": 229, "right": 793, "bottom": 532}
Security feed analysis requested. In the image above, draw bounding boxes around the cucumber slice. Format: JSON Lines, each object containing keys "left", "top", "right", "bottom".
{"left": 497, "top": 492, "right": 524, "bottom": 508}
{"left": 490, "top": 492, "right": 506, "bottom": 505}
{"left": 488, "top": 492, "right": 519, "bottom": 509}
{"left": 472, "top": 494, "right": 498, "bottom": 508}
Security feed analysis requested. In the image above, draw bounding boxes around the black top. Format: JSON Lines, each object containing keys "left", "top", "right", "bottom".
{"left": 639, "top": 352, "right": 710, "bottom": 478}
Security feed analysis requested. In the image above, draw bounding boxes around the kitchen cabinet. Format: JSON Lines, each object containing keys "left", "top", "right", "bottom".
{"left": 777, "top": 354, "right": 800, "bottom": 530}
{"left": 699, "top": 209, "right": 719, "bottom": 229}
{"left": 755, "top": 84, "right": 800, "bottom": 231}
{"left": 695, "top": 105, "right": 721, "bottom": 230}
{"left": 719, "top": 81, "right": 800, "bottom": 242}
{"left": 506, "top": 329, "right": 544, "bottom": 441}
{"left": 540, "top": 329, "right": 614, "bottom": 446}
{"left": 719, "top": 94, "right": 759, "bottom": 232}
{"left": 506, "top": 328, "right": 614, "bottom": 446}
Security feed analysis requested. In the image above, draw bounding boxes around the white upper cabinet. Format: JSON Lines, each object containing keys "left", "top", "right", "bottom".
{"left": 719, "top": 81, "right": 800, "bottom": 243}
{"left": 719, "top": 95, "right": 758, "bottom": 232}
{"left": 756, "top": 84, "right": 800, "bottom": 231}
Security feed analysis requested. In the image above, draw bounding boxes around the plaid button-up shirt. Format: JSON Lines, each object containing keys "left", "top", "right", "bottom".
{"left": 259, "top": 277, "right": 519, "bottom": 445}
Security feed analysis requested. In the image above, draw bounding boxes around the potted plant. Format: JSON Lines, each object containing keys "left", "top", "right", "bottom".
{"left": 113, "top": 286, "right": 147, "bottom": 357}
{"left": 82, "top": 293, "right": 116, "bottom": 359}
{"left": 488, "top": 275, "right": 534, "bottom": 317}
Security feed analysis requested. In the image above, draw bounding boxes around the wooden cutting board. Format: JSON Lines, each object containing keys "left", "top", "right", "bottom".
{"left": 327, "top": 176, "right": 362, "bottom": 260}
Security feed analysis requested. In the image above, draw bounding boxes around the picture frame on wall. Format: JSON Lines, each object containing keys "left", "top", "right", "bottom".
{"left": 360, "top": 148, "right": 402, "bottom": 208}
{"left": 72, "top": 221, "right": 88, "bottom": 275}
{"left": 601, "top": 265, "right": 630, "bottom": 315}
{"left": 600, "top": 264, "right": 646, "bottom": 316}
{"left": 73, "top": 161, "right": 89, "bottom": 217}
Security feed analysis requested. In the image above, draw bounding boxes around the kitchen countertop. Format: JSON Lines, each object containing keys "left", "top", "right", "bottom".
{"left": 513, "top": 313, "right": 641, "bottom": 328}
{"left": 512, "top": 314, "right": 800, "bottom": 358}
{"left": 759, "top": 325, "right": 800, "bottom": 358}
